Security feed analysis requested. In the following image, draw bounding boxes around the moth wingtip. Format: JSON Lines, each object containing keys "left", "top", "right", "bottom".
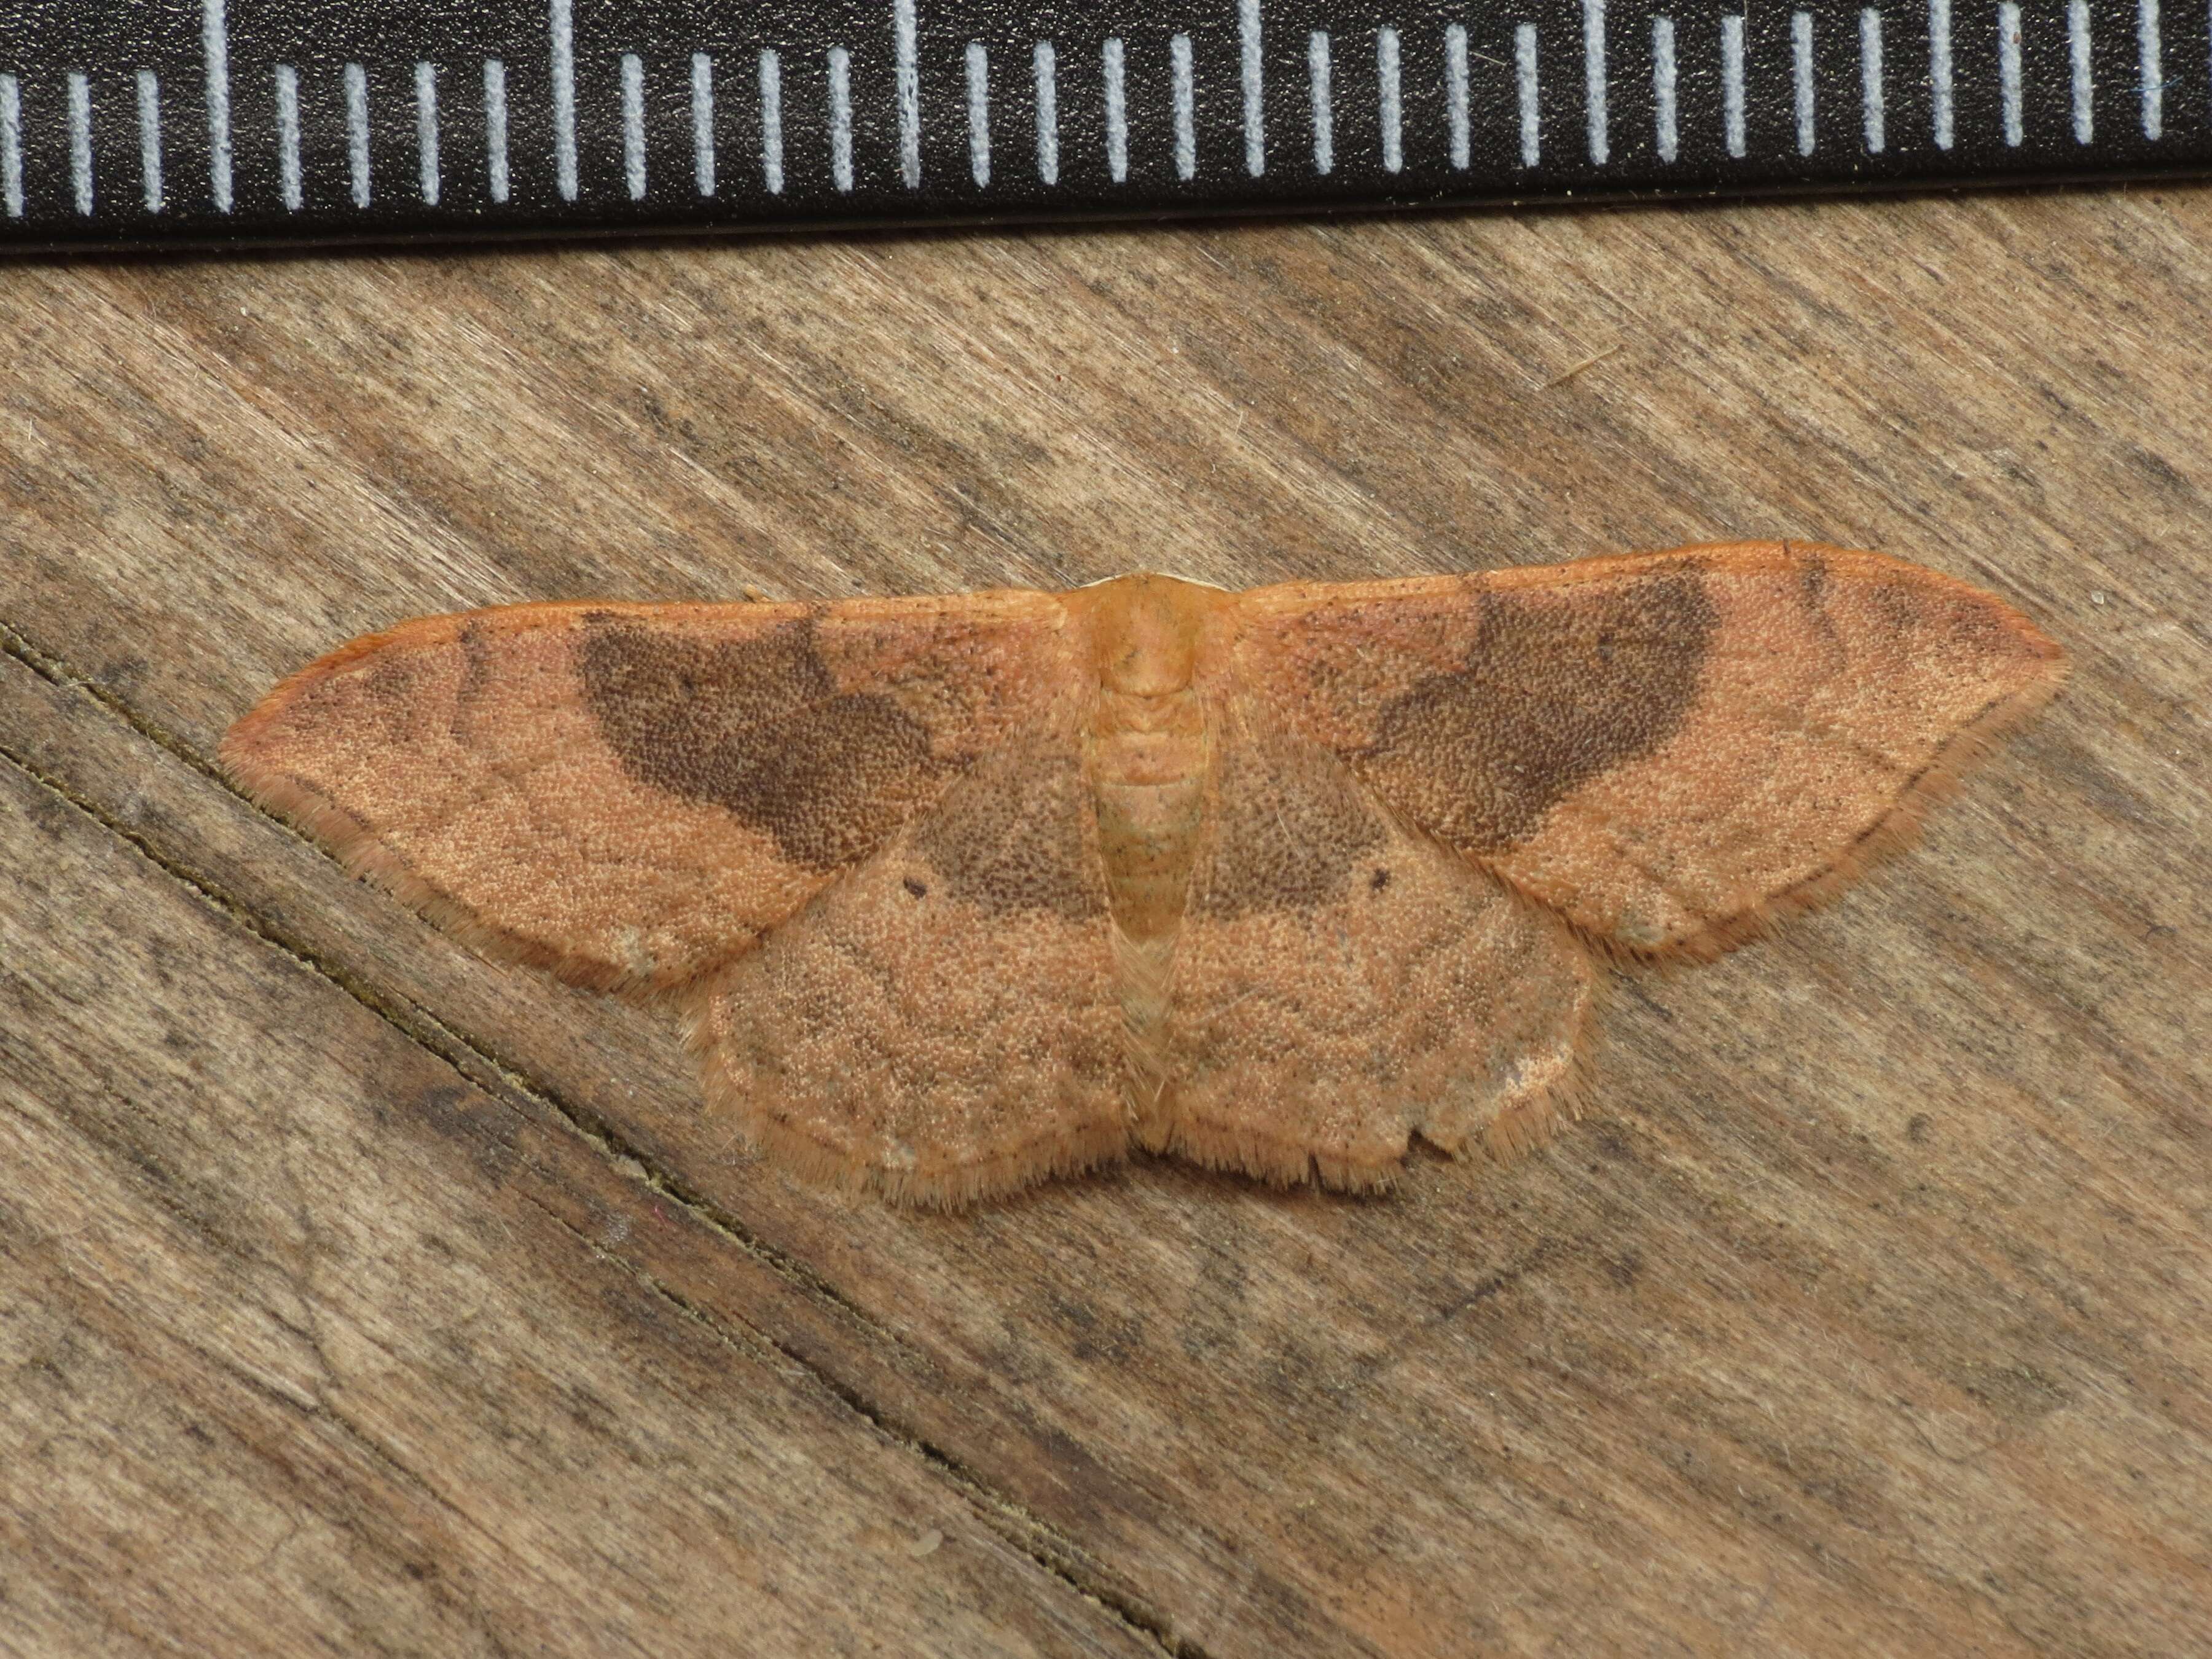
{"left": 1576, "top": 633, "right": 2068, "bottom": 970}
{"left": 220, "top": 718, "right": 695, "bottom": 1005}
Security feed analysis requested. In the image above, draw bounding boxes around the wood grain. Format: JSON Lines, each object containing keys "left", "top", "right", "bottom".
{"left": 4, "top": 186, "right": 2210, "bottom": 1657}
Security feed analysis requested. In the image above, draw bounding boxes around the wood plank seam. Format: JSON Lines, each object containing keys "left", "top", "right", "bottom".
{"left": 2, "top": 771, "right": 687, "bottom": 1616}
{"left": 0, "top": 614, "right": 1207, "bottom": 1659}
{"left": 4, "top": 758, "right": 1175, "bottom": 1659}
{"left": 0, "top": 624, "right": 942, "bottom": 1397}
{"left": 568, "top": 1209, "right": 1202, "bottom": 1659}
{"left": 1, "top": 605, "right": 898, "bottom": 1343}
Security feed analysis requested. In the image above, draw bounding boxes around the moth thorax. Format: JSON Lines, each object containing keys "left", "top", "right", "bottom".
{"left": 1081, "top": 571, "right": 1220, "bottom": 698}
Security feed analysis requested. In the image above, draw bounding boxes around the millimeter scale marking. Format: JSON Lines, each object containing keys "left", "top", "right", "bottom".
{"left": 0, "top": 0, "right": 2205, "bottom": 251}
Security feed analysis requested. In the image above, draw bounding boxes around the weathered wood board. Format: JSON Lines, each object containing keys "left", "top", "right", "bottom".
{"left": 4, "top": 186, "right": 2209, "bottom": 1657}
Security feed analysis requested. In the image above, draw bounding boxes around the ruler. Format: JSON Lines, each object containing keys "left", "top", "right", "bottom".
{"left": 1, "top": 1, "right": 2205, "bottom": 251}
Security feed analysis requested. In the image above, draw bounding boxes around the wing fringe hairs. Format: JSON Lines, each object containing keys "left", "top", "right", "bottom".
{"left": 682, "top": 1005, "right": 1137, "bottom": 1210}
{"left": 219, "top": 544, "right": 2064, "bottom": 1207}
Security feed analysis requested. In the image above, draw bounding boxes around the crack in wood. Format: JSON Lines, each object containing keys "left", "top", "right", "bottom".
{"left": 0, "top": 617, "right": 1205, "bottom": 1658}
{"left": 1, "top": 610, "right": 900, "bottom": 1344}
{"left": 569, "top": 1215, "right": 1207, "bottom": 1658}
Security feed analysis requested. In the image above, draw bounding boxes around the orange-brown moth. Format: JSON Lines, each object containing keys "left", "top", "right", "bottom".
{"left": 222, "top": 543, "right": 2063, "bottom": 1207}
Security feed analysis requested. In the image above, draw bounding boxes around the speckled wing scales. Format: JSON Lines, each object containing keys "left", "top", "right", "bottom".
{"left": 1163, "top": 700, "right": 1594, "bottom": 1190}
{"left": 219, "top": 591, "right": 1076, "bottom": 994}
{"left": 693, "top": 702, "right": 1129, "bottom": 1207}
{"left": 1230, "top": 543, "right": 2065, "bottom": 959}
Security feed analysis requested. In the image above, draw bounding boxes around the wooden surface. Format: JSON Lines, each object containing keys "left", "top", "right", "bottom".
{"left": 4, "top": 187, "right": 2208, "bottom": 1657}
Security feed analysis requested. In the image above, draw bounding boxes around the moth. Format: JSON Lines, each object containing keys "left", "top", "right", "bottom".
{"left": 222, "top": 543, "right": 2063, "bottom": 1207}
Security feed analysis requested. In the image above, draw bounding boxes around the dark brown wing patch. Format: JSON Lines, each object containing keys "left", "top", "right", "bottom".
{"left": 1189, "top": 726, "right": 1386, "bottom": 917}
{"left": 1352, "top": 568, "right": 1717, "bottom": 853}
{"left": 579, "top": 614, "right": 947, "bottom": 873}
{"left": 222, "top": 590, "right": 1077, "bottom": 1000}
{"left": 909, "top": 730, "right": 1106, "bottom": 919}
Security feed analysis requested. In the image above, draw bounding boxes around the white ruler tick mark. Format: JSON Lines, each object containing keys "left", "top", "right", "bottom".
{"left": 1378, "top": 26, "right": 1403, "bottom": 173}
{"left": 1516, "top": 22, "right": 1540, "bottom": 168}
{"left": 1308, "top": 31, "right": 1333, "bottom": 175}
{"left": 692, "top": 53, "right": 715, "bottom": 196}
{"left": 1241, "top": 0, "right": 1266, "bottom": 177}
{"left": 829, "top": 45, "right": 855, "bottom": 192}
{"left": 621, "top": 52, "right": 646, "bottom": 200}
{"left": 137, "top": 71, "right": 163, "bottom": 212}
{"left": 758, "top": 49, "right": 785, "bottom": 194}
{"left": 0, "top": 74, "right": 18, "bottom": 219}
{"left": 485, "top": 59, "right": 511, "bottom": 203}
{"left": 1445, "top": 23, "right": 1470, "bottom": 170}
{"left": 1930, "top": 0, "right": 1954, "bottom": 149}
{"left": 1652, "top": 17, "right": 1679, "bottom": 163}
{"left": 417, "top": 61, "right": 441, "bottom": 205}
{"left": 1104, "top": 37, "right": 1129, "bottom": 182}
{"left": 551, "top": 0, "right": 578, "bottom": 200}
{"left": 1033, "top": 41, "right": 1059, "bottom": 185}
{"left": 67, "top": 72, "right": 92, "bottom": 216}
{"left": 2070, "top": 0, "right": 2094, "bottom": 143}
{"left": 1172, "top": 33, "right": 1196, "bottom": 181}
{"left": 1861, "top": 8, "right": 1885, "bottom": 155}
{"left": 2138, "top": 0, "right": 2162, "bottom": 139}
{"left": 1583, "top": 0, "right": 1609, "bottom": 165}
{"left": 203, "top": 0, "right": 233, "bottom": 211}
{"left": 1793, "top": 10, "right": 1816, "bottom": 155}
{"left": 1722, "top": 14, "right": 1746, "bottom": 159}
{"left": 345, "top": 62, "right": 371, "bottom": 206}
{"left": 895, "top": 0, "right": 922, "bottom": 188}
{"left": 1998, "top": 3, "right": 2023, "bottom": 146}
{"left": 274, "top": 63, "right": 302, "bottom": 209}
{"left": 967, "top": 42, "right": 990, "bottom": 187}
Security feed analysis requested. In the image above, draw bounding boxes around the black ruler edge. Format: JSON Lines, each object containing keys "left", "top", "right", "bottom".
{"left": 4, "top": 167, "right": 2205, "bottom": 264}
{"left": 2, "top": 0, "right": 2207, "bottom": 254}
